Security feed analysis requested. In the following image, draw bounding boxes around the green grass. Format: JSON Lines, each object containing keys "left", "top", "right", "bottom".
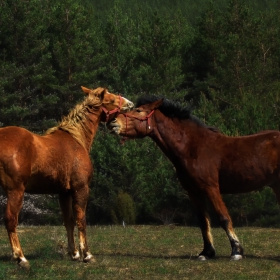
{"left": 0, "top": 225, "right": 280, "bottom": 279}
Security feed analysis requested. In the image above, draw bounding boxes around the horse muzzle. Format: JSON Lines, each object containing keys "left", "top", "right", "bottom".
{"left": 107, "top": 119, "right": 121, "bottom": 134}
{"left": 123, "top": 100, "right": 134, "bottom": 112}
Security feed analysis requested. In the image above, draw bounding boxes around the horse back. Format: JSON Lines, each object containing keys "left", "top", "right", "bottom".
{"left": 219, "top": 130, "right": 280, "bottom": 193}
{"left": 174, "top": 128, "right": 280, "bottom": 194}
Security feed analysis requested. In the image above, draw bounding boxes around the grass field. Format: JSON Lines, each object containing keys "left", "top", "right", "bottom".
{"left": 0, "top": 225, "right": 280, "bottom": 279}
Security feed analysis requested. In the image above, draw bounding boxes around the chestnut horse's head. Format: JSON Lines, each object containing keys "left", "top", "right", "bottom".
{"left": 81, "top": 86, "right": 134, "bottom": 122}
{"left": 108, "top": 98, "right": 163, "bottom": 139}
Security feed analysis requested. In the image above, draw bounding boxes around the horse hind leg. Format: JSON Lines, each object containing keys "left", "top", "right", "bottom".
{"left": 4, "top": 186, "right": 30, "bottom": 269}
{"left": 59, "top": 193, "right": 79, "bottom": 260}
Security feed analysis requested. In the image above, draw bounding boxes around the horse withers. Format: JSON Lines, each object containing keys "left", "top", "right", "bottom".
{"left": 0, "top": 87, "right": 134, "bottom": 269}
{"left": 108, "top": 95, "right": 280, "bottom": 261}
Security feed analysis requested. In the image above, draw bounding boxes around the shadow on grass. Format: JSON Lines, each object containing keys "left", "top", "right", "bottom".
{"left": 0, "top": 253, "right": 42, "bottom": 262}
{"left": 241, "top": 254, "right": 280, "bottom": 262}
{"left": 1, "top": 245, "right": 280, "bottom": 265}
{"left": 94, "top": 252, "right": 280, "bottom": 263}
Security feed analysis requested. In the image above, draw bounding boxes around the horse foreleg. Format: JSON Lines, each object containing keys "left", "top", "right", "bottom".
{"left": 189, "top": 193, "right": 215, "bottom": 260}
{"left": 72, "top": 187, "right": 95, "bottom": 263}
{"left": 197, "top": 212, "right": 216, "bottom": 260}
{"left": 59, "top": 193, "right": 79, "bottom": 260}
{"left": 205, "top": 187, "right": 243, "bottom": 260}
{"left": 4, "top": 189, "right": 30, "bottom": 269}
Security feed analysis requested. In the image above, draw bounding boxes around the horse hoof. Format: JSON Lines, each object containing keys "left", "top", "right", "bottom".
{"left": 18, "top": 259, "right": 30, "bottom": 270}
{"left": 84, "top": 253, "right": 96, "bottom": 263}
{"left": 71, "top": 251, "right": 80, "bottom": 261}
{"left": 197, "top": 255, "right": 208, "bottom": 261}
{"left": 83, "top": 254, "right": 96, "bottom": 263}
{"left": 231, "top": 254, "right": 243, "bottom": 261}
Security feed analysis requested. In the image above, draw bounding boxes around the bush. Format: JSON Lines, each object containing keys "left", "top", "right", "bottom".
{"left": 111, "top": 191, "right": 136, "bottom": 225}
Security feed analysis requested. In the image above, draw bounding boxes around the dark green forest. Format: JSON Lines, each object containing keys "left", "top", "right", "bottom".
{"left": 1, "top": 0, "right": 280, "bottom": 226}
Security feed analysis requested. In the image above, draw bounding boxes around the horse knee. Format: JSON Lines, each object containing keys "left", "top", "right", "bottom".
{"left": 4, "top": 213, "right": 17, "bottom": 232}
{"left": 219, "top": 215, "right": 230, "bottom": 230}
{"left": 63, "top": 218, "right": 75, "bottom": 229}
{"left": 196, "top": 211, "right": 209, "bottom": 228}
{"left": 76, "top": 219, "right": 86, "bottom": 232}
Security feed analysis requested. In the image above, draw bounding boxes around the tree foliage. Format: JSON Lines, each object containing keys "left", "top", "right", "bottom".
{"left": 1, "top": 0, "right": 280, "bottom": 226}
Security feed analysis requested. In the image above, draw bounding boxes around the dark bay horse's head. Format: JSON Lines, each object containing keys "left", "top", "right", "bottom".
{"left": 108, "top": 98, "right": 163, "bottom": 139}
{"left": 81, "top": 86, "right": 134, "bottom": 122}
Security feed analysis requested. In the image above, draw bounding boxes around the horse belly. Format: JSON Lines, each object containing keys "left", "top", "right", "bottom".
{"left": 25, "top": 173, "right": 69, "bottom": 194}
{"left": 219, "top": 172, "right": 276, "bottom": 194}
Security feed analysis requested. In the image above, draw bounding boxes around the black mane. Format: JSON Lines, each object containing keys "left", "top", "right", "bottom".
{"left": 136, "top": 95, "right": 219, "bottom": 132}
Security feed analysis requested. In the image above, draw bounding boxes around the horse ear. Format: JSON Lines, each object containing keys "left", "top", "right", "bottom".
{"left": 152, "top": 98, "right": 164, "bottom": 109}
{"left": 99, "top": 88, "right": 107, "bottom": 100}
{"left": 81, "top": 86, "right": 91, "bottom": 95}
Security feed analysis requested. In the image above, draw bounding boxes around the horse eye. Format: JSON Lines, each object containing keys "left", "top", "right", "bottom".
{"left": 136, "top": 109, "right": 141, "bottom": 112}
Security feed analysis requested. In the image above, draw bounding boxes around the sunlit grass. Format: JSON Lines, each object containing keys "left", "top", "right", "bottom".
{"left": 0, "top": 225, "right": 280, "bottom": 279}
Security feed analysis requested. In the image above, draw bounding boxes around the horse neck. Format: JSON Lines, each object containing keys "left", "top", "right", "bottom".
{"left": 79, "top": 110, "right": 102, "bottom": 151}
{"left": 150, "top": 112, "right": 192, "bottom": 164}
{"left": 49, "top": 107, "right": 102, "bottom": 152}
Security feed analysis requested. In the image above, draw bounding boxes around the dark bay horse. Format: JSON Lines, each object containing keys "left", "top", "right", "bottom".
{"left": 108, "top": 95, "right": 280, "bottom": 261}
{"left": 0, "top": 86, "right": 134, "bottom": 268}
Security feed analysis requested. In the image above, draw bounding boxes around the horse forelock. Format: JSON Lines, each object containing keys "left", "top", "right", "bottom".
{"left": 46, "top": 94, "right": 103, "bottom": 149}
{"left": 136, "top": 95, "right": 192, "bottom": 119}
{"left": 136, "top": 95, "right": 219, "bottom": 133}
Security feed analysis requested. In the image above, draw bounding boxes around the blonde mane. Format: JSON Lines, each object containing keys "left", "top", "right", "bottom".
{"left": 46, "top": 94, "right": 103, "bottom": 149}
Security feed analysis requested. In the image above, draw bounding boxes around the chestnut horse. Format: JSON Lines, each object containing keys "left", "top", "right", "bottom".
{"left": 0, "top": 86, "right": 134, "bottom": 268}
{"left": 109, "top": 95, "right": 280, "bottom": 261}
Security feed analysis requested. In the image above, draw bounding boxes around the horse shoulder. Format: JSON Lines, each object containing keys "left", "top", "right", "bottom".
{"left": 43, "top": 130, "right": 93, "bottom": 175}
{"left": 175, "top": 131, "right": 222, "bottom": 184}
